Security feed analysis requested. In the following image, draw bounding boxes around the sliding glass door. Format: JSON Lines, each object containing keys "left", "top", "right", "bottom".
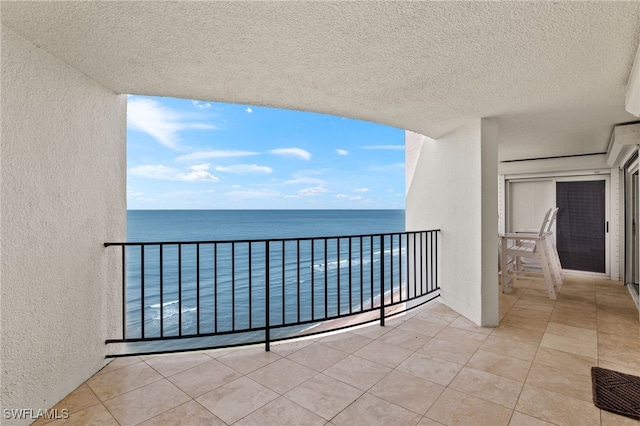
{"left": 556, "top": 180, "right": 606, "bottom": 273}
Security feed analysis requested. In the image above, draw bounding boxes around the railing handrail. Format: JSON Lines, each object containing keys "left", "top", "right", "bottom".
{"left": 105, "top": 229, "right": 441, "bottom": 357}
{"left": 105, "top": 228, "right": 441, "bottom": 247}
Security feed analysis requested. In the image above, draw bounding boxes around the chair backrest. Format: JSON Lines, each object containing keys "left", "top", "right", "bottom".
{"left": 537, "top": 208, "right": 553, "bottom": 237}
{"left": 545, "top": 207, "right": 559, "bottom": 234}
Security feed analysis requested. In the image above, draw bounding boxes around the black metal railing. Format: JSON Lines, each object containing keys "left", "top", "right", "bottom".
{"left": 105, "top": 229, "right": 440, "bottom": 357}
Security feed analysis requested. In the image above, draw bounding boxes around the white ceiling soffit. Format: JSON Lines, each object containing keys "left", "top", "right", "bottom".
{"left": 2, "top": 1, "right": 640, "bottom": 162}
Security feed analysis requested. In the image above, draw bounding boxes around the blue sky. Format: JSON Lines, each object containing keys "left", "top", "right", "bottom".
{"left": 127, "top": 96, "right": 405, "bottom": 209}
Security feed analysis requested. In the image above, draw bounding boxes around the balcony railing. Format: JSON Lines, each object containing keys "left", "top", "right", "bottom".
{"left": 105, "top": 229, "right": 440, "bottom": 357}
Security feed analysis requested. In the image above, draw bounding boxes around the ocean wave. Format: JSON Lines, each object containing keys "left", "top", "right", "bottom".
{"left": 313, "top": 258, "right": 356, "bottom": 272}
{"left": 146, "top": 301, "right": 198, "bottom": 321}
{"left": 313, "top": 247, "right": 406, "bottom": 272}
{"left": 149, "top": 300, "right": 179, "bottom": 309}
{"left": 373, "top": 247, "right": 405, "bottom": 256}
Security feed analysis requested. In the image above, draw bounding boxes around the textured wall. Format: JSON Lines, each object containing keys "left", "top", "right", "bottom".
{"left": 406, "top": 122, "right": 498, "bottom": 326}
{"left": 1, "top": 27, "right": 126, "bottom": 421}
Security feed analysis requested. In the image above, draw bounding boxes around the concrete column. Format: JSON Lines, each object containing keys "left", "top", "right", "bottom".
{"left": 405, "top": 119, "right": 498, "bottom": 326}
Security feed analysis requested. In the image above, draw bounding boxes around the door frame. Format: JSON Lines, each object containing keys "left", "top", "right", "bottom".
{"left": 504, "top": 172, "right": 611, "bottom": 278}
{"left": 623, "top": 154, "right": 640, "bottom": 306}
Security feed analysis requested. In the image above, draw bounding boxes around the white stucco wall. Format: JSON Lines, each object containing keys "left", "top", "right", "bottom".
{"left": 1, "top": 27, "right": 126, "bottom": 421}
{"left": 406, "top": 120, "right": 499, "bottom": 326}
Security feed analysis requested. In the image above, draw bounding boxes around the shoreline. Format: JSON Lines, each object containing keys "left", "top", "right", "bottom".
{"left": 292, "top": 287, "right": 431, "bottom": 337}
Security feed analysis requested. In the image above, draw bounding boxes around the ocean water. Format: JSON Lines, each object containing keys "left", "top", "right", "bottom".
{"left": 127, "top": 209, "right": 405, "bottom": 242}
{"left": 121, "top": 209, "right": 410, "bottom": 353}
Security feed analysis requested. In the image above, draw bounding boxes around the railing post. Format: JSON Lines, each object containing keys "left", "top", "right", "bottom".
{"left": 380, "top": 235, "right": 385, "bottom": 326}
{"left": 141, "top": 246, "right": 145, "bottom": 339}
{"left": 121, "top": 245, "right": 126, "bottom": 341}
{"left": 436, "top": 230, "right": 440, "bottom": 290}
{"left": 160, "top": 244, "right": 164, "bottom": 338}
{"left": 178, "top": 244, "right": 182, "bottom": 337}
{"left": 265, "top": 240, "right": 270, "bottom": 352}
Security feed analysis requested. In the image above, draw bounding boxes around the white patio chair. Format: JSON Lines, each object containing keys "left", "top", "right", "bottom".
{"left": 512, "top": 207, "right": 563, "bottom": 285}
{"left": 500, "top": 208, "right": 561, "bottom": 300}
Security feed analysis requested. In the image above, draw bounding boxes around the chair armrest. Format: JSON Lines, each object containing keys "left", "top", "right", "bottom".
{"left": 500, "top": 233, "right": 544, "bottom": 241}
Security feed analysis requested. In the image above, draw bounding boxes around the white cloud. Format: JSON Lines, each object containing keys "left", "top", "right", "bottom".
{"left": 297, "top": 186, "right": 330, "bottom": 196}
{"left": 128, "top": 164, "right": 219, "bottom": 182}
{"left": 127, "top": 187, "right": 144, "bottom": 196}
{"left": 354, "top": 188, "right": 370, "bottom": 192}
{"left": 215, "top": 164, "right": 273, "bottom": 174}
{"left": 336, "top": 194, "right": 364, "bottom": 201}
{"left": 161, "top": 189, "right": 216, "bottom": 197}
{"left": 269, "top": 147, "right": 311, "bottom": 161}
{"left": 128, "top": 98, "right": 217, "bottom": 149}
{"left": 362, "top": 145, "right": 404, "bottom": 151}
{"left": 246, "top": 107, "right": 253, "bottom": 113}
{"left": 284, "top": 176, "right": 326, "bottom": 185}
{"left": 189, "top": 163, "right": 211, "bottom": 172}
{"left": 191, "top": 100, "right": 212, "bottom": 109}
{"left": 227, "top": 190, "right": 280, "bottom": 199}
{"left": 369, "top": 163, "right": 405, "bottom": 172}
{"left": 335, "top": 149, "right": 348, "bottom": 156}
{"left": 176, "top": 164, "right": 219, "bottom": 182}
{"left": 128, "top": 164, "right": 180, "bottom": 180}
{"left": 177, "top": 150, "right": 260, "bottom": 162}
{"left": 284, "top": 169, "right": 327, "bottom": 185}
{"left": 162, "top": 190, "right": 196, "bottom": 197}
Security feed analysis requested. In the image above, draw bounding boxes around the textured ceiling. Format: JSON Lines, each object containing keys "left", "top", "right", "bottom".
{"left": 2, "top": 1, "right": 640, "bottom": 161}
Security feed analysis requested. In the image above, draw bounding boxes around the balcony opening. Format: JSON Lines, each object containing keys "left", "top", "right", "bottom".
{"left": 107, "top": 96, "right": 440, "bottom": 356}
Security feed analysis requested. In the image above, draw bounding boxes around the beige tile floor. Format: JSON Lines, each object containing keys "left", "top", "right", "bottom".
{"left": 34, "top": 275, "right": 640, "bottom": 426}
